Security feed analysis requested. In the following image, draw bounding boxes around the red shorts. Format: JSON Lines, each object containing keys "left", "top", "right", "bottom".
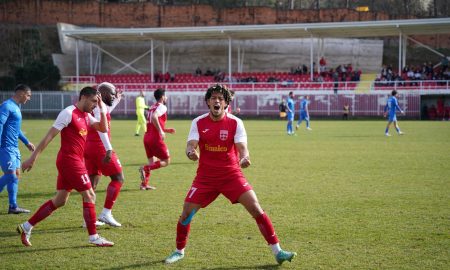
{"left": 56, "top": 159, "right": 92, "bottom": 192}
{"left": 184, "top": 174, "right": 253, "bottom": 208}
{"left": 84, "top": 150, "right": 122, "bottom": 176}
{"left": 144, "top": 136, "right": 169, "bottom": 160}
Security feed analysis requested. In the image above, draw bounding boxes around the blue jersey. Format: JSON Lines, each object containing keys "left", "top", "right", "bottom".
{"left": 299, "top": 99, "right": 309, "bottom": 112}
{"left": 287, "top": 98, "right": 294, "bottom": 112}
{"left": 0, "top": 98, "right": 29, "bottom": 149}
{"left": 384, "top": 96, "right": 402, "bottom": 117}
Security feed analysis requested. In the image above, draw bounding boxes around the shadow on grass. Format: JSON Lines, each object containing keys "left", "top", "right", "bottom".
{"left": 123, "top": 161, "right": 193, "bottom": 167}
{"left": 103, "top": 260, "right": 164, "bottom": 269}
{"left": 0, "top": 245, "right": 88, "bottom": 255}
{"left": 202, "top": 264, "right": 280, "bottom": 270}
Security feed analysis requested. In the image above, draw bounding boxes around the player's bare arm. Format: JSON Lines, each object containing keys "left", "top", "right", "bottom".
{"left": 236, "top": 142, "right": 251, "bottom": 168}
{"left": 186, "top": 140, "right": 199, "bottom": 161}
{"left": 164, "top": 128, "right": 176, "bottom": 134}
{"left": 22, "top": 127, "right": 60, "bottom": 172}
{"left": 91, "top": 98, "right": 108, "bottom": 133}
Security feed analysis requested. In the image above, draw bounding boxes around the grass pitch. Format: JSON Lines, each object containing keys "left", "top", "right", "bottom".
{"left": 0, "top": 119, "right": 449, "bottom": 269}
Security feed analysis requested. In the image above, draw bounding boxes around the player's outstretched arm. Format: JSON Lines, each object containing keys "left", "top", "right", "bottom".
{"left": 186, "top": 140, "right": 199, "bottom": 161}
{"left": 236, "top": 142, "right": 251, "bottom": 168}
{"left": 22, "top": 127, "right": 60, "bottom": 172}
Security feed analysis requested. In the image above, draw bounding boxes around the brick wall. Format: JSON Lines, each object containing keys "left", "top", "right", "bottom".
{"left": 0, "top": 0, "right": 447, "bottom": 48}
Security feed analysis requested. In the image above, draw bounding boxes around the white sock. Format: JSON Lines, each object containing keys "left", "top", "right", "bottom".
{"left": 176, "top": 248, "right": 185, "bottom": 255}
{"left": 101, "top": 208, "right": 112, "bottom": 216}
{"left": 23, "top": 222, "right": 33, "bottom": 232}
{"left": 89, "top": 234, "right": 99, "bottom": 241}
{"left": 271, "top": 243, "right": 281, "bottom": 255}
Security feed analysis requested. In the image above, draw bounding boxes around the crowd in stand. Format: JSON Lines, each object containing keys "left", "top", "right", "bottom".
{"left": 375, "top": 57, "right": 450, "bottom": 87}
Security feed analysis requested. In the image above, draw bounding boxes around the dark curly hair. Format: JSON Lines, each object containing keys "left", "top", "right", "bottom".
{"left": 204, "top": 84, "right": 231, "bottom": 105}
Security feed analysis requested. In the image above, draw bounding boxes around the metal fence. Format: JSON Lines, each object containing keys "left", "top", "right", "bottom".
{"left": 1, "top": 90, "right": 430, "bottom": 118}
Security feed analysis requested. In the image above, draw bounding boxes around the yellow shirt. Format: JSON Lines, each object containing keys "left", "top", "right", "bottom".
{"left": 136, "top": 96, "right": 148, "bottom": 113}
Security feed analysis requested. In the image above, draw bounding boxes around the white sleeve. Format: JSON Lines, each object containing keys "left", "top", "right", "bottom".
{"left": 154, "top": 104, "right": 167, "bottom": 117}
{"left": 187, "top": 119, "right": 199, "bottom": 142}
{"left": 52, "top": 108, "right": 72, "bottom": 130}
{"left": 88, "top": 113, "right": 99, "bottom": 125}
{"left": 98, "top": 131, "right": 113, "bottom": 151}
{"left": 234, "top": 119, "right": 247, "bottom": 144}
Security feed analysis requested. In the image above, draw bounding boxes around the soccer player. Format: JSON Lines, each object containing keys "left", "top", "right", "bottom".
{"left": 139, "top": 88, "right": 175, "bottom": 190}
{"left": 135, "top": 90, "right": 149, "bottom": 136}
{"left": 17, "top": 87, "right": 114, "bottom": 247}
{"left": 84, "top": 82, "right": 123, "bottom": 227}
{"left": 383, "top": 90, "right": 405, "bottom": 136}
{"left": 0, "top": 84, "right": 35, "bottom": 214}
{"left": 164, "top": 85, "right": 296, "bottom": 265}
{"left": 296, "top": 95, "right": 312, "bottom": 131}
{"left": 286, "top": 91, "right": 295, "bottom": 135}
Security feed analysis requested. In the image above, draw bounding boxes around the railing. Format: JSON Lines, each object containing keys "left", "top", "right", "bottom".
{"left": 60, "top": 78, "right": 450, "bottom": 92}
{"left": 0, "top": 91, "right": 435, "bottom": 119}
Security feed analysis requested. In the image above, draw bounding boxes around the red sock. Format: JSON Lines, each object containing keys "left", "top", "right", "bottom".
{"left": 176, "top": 220, "right": 190, "bottom": 250}
{"left": 150, "top": 161, "right": 161, "bottom": 170}
{"left": 255, "top": 212, "right": 279, "bottom": 245}
{"left": 104, "top": 181, "right": 122, "bottom": 210}
{"left": 28, "top": 200, "right": 57, "bottom": 226}
{"left": 83, "top": 202, "right": 97, "bottom": 235}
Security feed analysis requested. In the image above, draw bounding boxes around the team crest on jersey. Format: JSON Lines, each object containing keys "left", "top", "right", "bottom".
{"left": 219, "top": 130, "right": 228, "bottom": 141}
{"left": 79, "top": 128, "right": 88, "bottom": 136}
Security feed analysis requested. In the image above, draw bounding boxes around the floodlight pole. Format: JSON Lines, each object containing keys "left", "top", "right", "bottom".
{"left": 162, "top": 41, "right": 165, "bottom": 73}
{"left": 398, "top": 32, "right": 402, "bottom": 76}
{"left": 150, "top": 39, "right": 154, "bottom": 83}
{"left": 310, "top": 34, "right": 314, "bottom": 82}
{"left": 75, "top": 39, "right": 79, "bottom": 91}
{"left": 228, "top": 36, "right": 232, "bottom": 82}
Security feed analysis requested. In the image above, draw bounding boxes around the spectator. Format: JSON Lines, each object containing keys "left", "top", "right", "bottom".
{"left": 195, "top": 67, "right": 202, "bottom": 76}
{"left": 279, "top": 99, "right": 287, "bottom": 119}
{"left": 343, "top": 104, "right": 350, "bottom": 120}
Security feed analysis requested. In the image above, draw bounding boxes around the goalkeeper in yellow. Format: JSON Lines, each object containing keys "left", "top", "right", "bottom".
{"left": 135, "top": 90, "right": 149, "bottom": 136}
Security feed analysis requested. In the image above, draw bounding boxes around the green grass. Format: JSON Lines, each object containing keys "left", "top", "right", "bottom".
{"left": 0, "top": 120, "right": 449, "bottom": 269}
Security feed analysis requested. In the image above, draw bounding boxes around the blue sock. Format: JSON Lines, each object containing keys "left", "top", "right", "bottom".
{"left": 395, "top": 127, "right": 400, "bottom": 133}
{"left": 306, "top": 119, "right": 310, "bottom": 128}
{"left": 385, "top": 127, "right": 389, "bottom": 133}
{"left": 1, "top": 174, "right": 18, "bottom": 208}
{"left": 7, "top": 175, "right": 18, "bottom": 209}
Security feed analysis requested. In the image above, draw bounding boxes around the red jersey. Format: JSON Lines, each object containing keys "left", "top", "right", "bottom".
{"left": 187, "top": 113, "right": 247, "bottom": 179}
{"left": 145, "top": 102, "right": 167, "bottom": 140}
{"left": 86, "top": 106, "right": 112, "bottom": 151}
{"left": 52, "top": 105, "right": 98, "bottom": 166}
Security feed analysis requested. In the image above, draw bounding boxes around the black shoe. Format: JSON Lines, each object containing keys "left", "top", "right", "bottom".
{"left": 8, "top": 207, "right": 31, "bottom": 214}
{"left": 134, "top": 134, "right": 140, "bottom": 136}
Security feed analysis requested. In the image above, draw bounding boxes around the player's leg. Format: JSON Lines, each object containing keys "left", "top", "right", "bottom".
{"left": 305, "top": 115, "right": 312, "bottom": 130}
{"left": 17, "top": 189, "right": 70, "bottom": 247}
{"left": 238, "top": 190, "right": 297, "bottom": 265}
{"left": 385, "top": 121, "right": 392, "bottom": 136}
{"left": 80, "top": 188, "right": 114, "bottom": 246}
{"left": 141, "top": 142, "right": 170, "bottom": 190}
{"left": 393, "top": 120, "right": 403, "bottom": 135}
{"left": 98, "top": 172, "right": 124, "bottom": 227}
{"left": 7, "top": 169, "right": 30, "bottom": 214}
{"left": 165, "top": 202, "right": 201, "bottom": 264}
{"left": 296, "top": 116, "right": 302, "bottom": 130}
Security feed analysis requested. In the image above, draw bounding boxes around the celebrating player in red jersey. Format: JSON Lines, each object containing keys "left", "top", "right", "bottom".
{"left": 84, "top": 82, "right": 124, "bottom": 227}
{"left": 17, "top": 87, "right": 114, "bottom": 247}
{"left": 139, "top": 88, "right": 175, "bottom": 190}
{"left": 164, "top": 85, "right": 296, "bottom": 265}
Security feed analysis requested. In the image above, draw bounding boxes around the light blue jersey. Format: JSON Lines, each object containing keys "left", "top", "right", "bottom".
{"left": 0, "top": 97, "right": 30, "bottom": 210}
{"left": 0, "top": 98, "right": 29, "bottom": 172}
{"left": 286, "top": 97, "right": 294, "bottom": 121}
{"left": 384, "top": 96, "right": 402, "bottom": 122}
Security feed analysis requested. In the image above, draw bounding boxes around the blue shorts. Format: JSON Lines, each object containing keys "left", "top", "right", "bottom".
{"left": 0, "top": 147, "right": 21, "bottom": 173}
{"left": 388, "top": 114, "right": 397, "bottom": 122}
{"left": 287, "top": 112, "right": 294, "bottom": 121}
{"left": 300, "top": 111, "right": 309, "bottom": 120}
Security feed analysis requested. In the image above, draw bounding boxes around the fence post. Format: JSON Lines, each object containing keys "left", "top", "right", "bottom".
{"left": 61, "top": 93, "right": 64, "bottom": 111}
{"left": 40, "top": 92, "right": 43, "bottom": 114}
